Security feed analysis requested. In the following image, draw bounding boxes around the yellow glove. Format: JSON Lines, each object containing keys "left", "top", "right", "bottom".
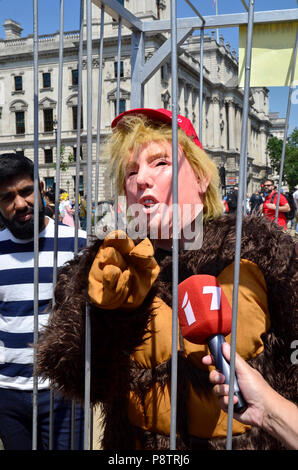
{"left": 88, "top": 230, "right": 160, "bottom": 310}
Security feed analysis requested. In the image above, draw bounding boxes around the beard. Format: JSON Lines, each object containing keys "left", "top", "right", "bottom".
{"left": 0, "top": 204, "right": 46, "bottom": 240}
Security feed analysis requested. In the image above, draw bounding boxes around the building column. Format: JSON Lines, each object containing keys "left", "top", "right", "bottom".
{"left": 259, "top": 125, "right": 268, "bottom": 168}
{"left": 191, "top": 88, "right": 198, "bottom": 132}
{"left": 235, "top": 104, "right": 242, "bottom": 151}
{"left": 227, "top": 99, "right": 235, "bottom": 150}
{"left": 256, "top": 129, "right": 261, "bottom": 165}
{"left": 205, "top": 96, "right": 212, "bottom": 148}
{"left": 185, "top": 84, "right": 191, "bottom": 120}
{"left": 178, "top": 79, "right": 185, "bottom": 115}
{"left": 202, "top": 94, "right": 207, "bottom": 147}
{"left": 247, "top": 116, "right": 252, "bottom": 155}
{"left": 220, "top": 99, "right": 227, "bottom": 150}
{"left": 212, "top": 96, "right": 220, "bottom": 148}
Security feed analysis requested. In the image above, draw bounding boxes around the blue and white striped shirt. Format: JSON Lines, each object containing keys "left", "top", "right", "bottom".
{"left": 0, "top": 217, "right": 86, "bottom": 390}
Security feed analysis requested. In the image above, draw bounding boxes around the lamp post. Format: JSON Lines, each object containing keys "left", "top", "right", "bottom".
{"left": 52, "top": 117, "right": 59, "bottom": 209}
{"left": 53, "top": 117, "right": 58, "bottom": 159}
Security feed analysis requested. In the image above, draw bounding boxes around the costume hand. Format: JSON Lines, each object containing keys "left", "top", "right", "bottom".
{"left": 88, "top": 230, "right": 160, "bottom": 310}
{"left": 202, "top": 342, "right": 275, "bottom": 428}
{"left": 266, "top": 203, "right": 276, "bottom": 210}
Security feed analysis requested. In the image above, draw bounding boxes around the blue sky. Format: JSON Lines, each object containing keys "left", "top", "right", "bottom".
{"left": 0, "top": 0, "right": 297, "bottom": 134}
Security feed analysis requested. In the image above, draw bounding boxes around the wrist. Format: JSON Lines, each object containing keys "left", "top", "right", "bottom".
{"left": 262, "top": 389, "right": 291, "bottom": 437}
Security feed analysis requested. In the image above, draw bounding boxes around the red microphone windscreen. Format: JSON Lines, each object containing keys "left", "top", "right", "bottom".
{"left": 178, "top": 275, "right": 232, "bottom": 344}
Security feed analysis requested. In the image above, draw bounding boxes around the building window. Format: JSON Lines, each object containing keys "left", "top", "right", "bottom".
{"left": 73, "top": 174, "right": 84, "bottom": 194}
{"left": 43, "top": 108, "right": 53, "bottom": 132}
{"left": 73, "top": 146, "right": 83, "bottom": 161}
{"left": 14, "top": 76, "right": 23, "bottom": 91}
{"left": 15, "top": 111, "right": 25, "bottom": 134}
{"left": 114, "top": 61, "right": 124, "bottom": 78}
{"left": 44, "top": 148, "right": 53, "bottom": 164}
{"left": 43, "top": 73, "right": 51, "bottom": 88}
{"left": 72, "top": 106, "right": 83, "bottom": 130}
{"left": 0, "top": 107, "right": 2, "bottom": 119}
{"left": 45, "top": 177, "right": 54, "bottom": 190}
{"left": 114, "top": 99, "right": 126, "bottom": 116}
{"left": 72, "top": 69, "right": 78, "bottom": 86}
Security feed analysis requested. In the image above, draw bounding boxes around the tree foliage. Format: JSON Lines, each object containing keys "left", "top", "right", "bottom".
{"left": 52, "top": 144, "right": 74, "bottom": 172}
{"left": 266, "top": 128, "right": 298, "bottom": 192}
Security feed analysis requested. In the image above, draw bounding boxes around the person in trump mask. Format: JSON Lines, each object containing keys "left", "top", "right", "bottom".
{"left": 36, "top": 108, "right": 297, "bottom": 450}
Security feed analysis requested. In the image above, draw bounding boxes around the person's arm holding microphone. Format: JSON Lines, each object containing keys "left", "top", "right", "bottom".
{"left": 203, "top": 342, "right": 298, "bottom": 450}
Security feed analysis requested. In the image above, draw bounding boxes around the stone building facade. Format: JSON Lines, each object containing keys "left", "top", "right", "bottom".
{"left": 0, "top": 0, "right": 282, "bottom": 201}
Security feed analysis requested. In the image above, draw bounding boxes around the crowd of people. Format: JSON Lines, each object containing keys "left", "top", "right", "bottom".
{"left": 0, "top": 108, "right": 297, "bottom": 451}
{"left": 40, "top": 187, "right": 88, "bottom": 231}
{"left": 222, "top": 181, "right": 297, "bottom": 235}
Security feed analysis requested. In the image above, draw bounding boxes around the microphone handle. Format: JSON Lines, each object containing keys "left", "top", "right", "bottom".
{"left": 207, "top": 334, "right": 247, "bottom": 413}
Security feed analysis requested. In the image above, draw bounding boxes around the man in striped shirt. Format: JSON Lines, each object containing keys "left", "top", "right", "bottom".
{"left": 0, "top": 153, "right": 86, "bottom": 450}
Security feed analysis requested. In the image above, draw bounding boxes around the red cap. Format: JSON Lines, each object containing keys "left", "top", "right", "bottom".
{"left": 111, "top": 107, "right": 203, "bottom": 149}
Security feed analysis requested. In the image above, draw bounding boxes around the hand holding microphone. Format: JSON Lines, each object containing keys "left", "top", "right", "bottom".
{"left": 178, "top": 274, "right": 247, "bottom": 413}
{"left": 205, "top": 341, "right": 298, "bottom": 450}
{"left": 202, "top": 341, "right": 269, "bottom": 427}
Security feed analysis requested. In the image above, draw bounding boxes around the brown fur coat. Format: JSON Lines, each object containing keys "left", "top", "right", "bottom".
{"left": 36, "top": 215, "right": 298, "bottom": 450}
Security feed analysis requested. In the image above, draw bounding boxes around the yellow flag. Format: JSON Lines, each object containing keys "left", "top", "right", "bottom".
{"left": 239, "top": 22, "right": 298, "bottom": 87}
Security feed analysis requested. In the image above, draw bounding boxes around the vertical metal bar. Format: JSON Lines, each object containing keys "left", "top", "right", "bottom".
{"left": 226, "top": 0, "right": 255, "bottom": 450}
{"left": 89, "top": 407, "right": 94, "bottom": 450}
{"left": 53, "top": 0, "right": 64, "bottom": 287}
{"left": 130, "top": 30, "right": 145, "bottom": 108}
{"left": 242, "top": 150, "right": 248, "bottom": 216}
{"left": 183, "top": 2, "right": 205, "bottom": 142}
{"left": 113, "top": 16, "right": 122, "bottom": 229}
{"left": 74, "top": 0, "right": 85, "bottom": 255}
{"left": 32, "top": 0, "right": 39, "bottom": 451}
{"left": 72, "top": 12, "right": 83, "bottom": 446}
{"left": 86, "top": 0, "right": 93, "bottom": 236}
{"left": 170, "top": 0, "right": 179, "bottom": 451}
{"left": 50, "top": 0, "right": 65, "bottom": 450}
{"left": 70, "top": 401, "right": 76, "bottom": 450}
{"left": 215, "top": 0, "right": 219, "bottom": 43}
{"left": 49, "top": 391, "right": 55, "bottom": 449}
{"left": 84, "top": 0, "right": 92, "bottom": 451}
{"left": 94, "top": 5, "right": 105, "bottom": 229}
{"left": 116, "top": 17, "right": 122, "bottom": 116}
{"left": 274, "top": 26, "right": 298, "bottom": 223}
{"left": 199, "top": 25, "right": 204, "bottom": 142}
{"left": 73, "top": 0, "right": 84, "bottom": 442}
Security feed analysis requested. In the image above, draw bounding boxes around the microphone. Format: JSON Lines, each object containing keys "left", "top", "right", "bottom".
{"left": 178, "top": 274, "right": 247, "bottom": 413}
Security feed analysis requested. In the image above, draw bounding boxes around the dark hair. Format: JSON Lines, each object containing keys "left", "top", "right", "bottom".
{"left": 264, "top": 179, "right": 274, "bottom": 185}
{"left": 0, "top": 153, "right": 34, "bottom": 186}
{"left": 45, "top": 189, "right": 55, "bottom": 204}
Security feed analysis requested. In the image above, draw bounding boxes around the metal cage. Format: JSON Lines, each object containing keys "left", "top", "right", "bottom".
{"left": 4, "top": 0, "right": 298, "bottom": 451}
